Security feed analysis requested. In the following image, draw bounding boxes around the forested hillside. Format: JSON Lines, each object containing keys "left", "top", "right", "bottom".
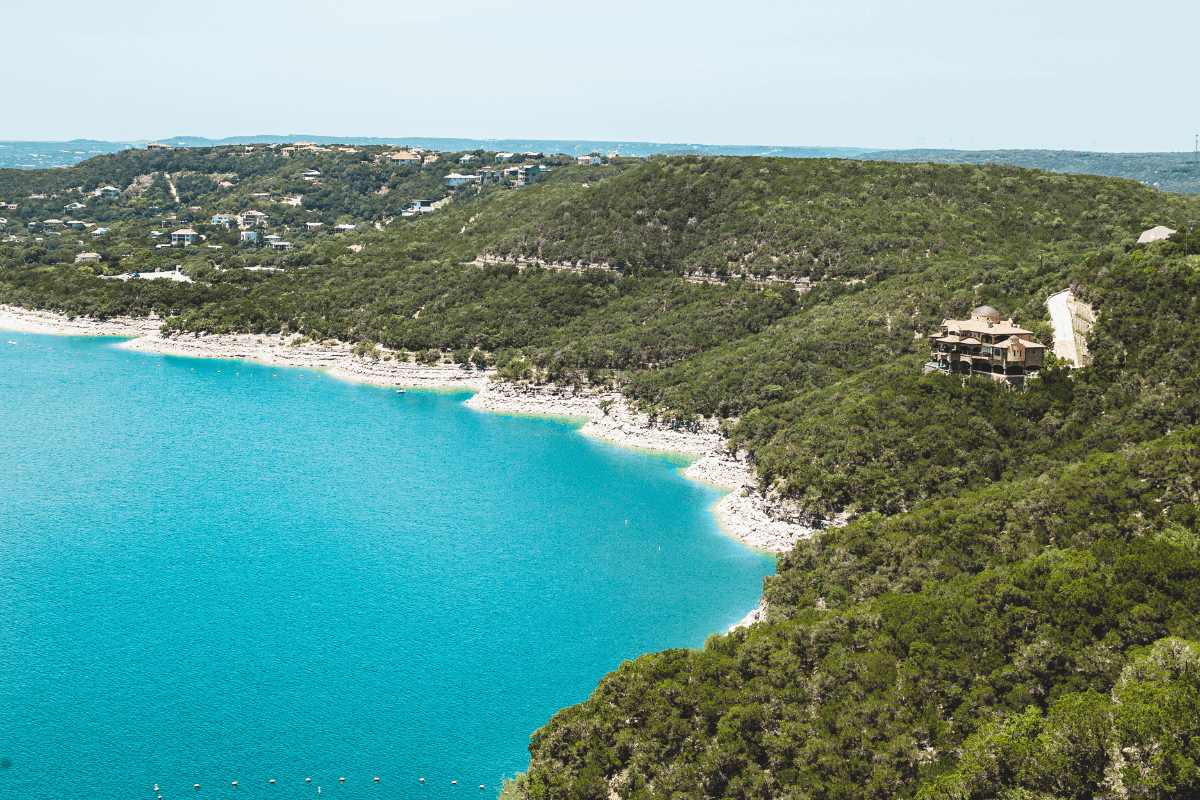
{"left": 4, "top": 151, "right": 1200, "bottom": 797}
{"left": 865, "top": 148, "right": 1200, "bottom": 194}
{"left": 513, "top": 240, "right": 1200, "bottom": 800}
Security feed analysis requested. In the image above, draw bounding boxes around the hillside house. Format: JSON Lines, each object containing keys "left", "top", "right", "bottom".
{"left": 576, "top": 155, "right": 601, "bottom": 165}
{"left": 305, "top": 222, "right": 323, "bottom": 230}
{"left": 92, "top": 228, "right": 107, "bottom": 237}
{"left": 211, "top": 214, "right": 236, "bottom": 228}
{"left": 239, "top": 210, "right": 268, "bottom": 227}
{"left": 64, "top": 201, "right": 86, "bottom": 212}
{"left": 147, "top": 142, "right": 174, "bottom": 151}
{"left": 388, "top": 151, "right": 422, "bottom": 165}
{"left": 516, "top": 165, "right": 543, "bottom": 186}
{"left": 495, "top": 152, "right": 515, "bottom": 163}
{"left": 444, "top": 172, "right": 477, "bottom": 187}
{"left": 404, "top": 200, "right": 437, "bottom": 216}
{"left": 98, "top": 186, "right": 120, "bottom": 197}
{"left": 74, "top": 252, "right": 101, "bottom": 263}
{"left": 926, "top": 305, "right": 1046, "bottom": 387}
{"left": 476, "top": 168, "right": 502, "bottom": 183}
{"left": 43, "top": 218, "right": 64, "bottom": 228}
{"left": 65, "top": 220, "right": 87, "bottom": 230}
{"left": 303, "top": 170, "right": 321, "bottom": 180}
{"left": 268, "top": 240, "right": 293, "bottom": 251}
{"left": 334, "top": 223, "right": 356, "bottom": 232}
{"left": 459, "top": 154, "right": 476, "bottom": 164}
{"left": 170, "top": 228, "right": 200, "bottom": 245}
{"left": 264, "top": 234, "right": 283, "bottom": 245}
{"left": 240, "top": 230, "right": 259, "bottom": 243}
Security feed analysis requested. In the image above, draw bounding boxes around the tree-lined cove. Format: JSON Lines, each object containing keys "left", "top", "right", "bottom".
{"left": 5, "top": 146, "right": 1200, "bottom": 797}
{"left": 0, "top": 333, "right": 772, "bottom": 799}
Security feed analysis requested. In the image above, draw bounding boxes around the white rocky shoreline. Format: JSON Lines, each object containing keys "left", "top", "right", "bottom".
{"left": 1, "top": 305, "right": 838, "bottom": 580}
{"left": 464, "top": 381, "right": 843, "bottom": 557}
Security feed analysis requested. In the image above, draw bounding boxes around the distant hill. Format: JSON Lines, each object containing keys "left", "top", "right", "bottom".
{"left": 862, "top": 148, "right": 1200, "bottom": 193}
{"left": 0, "top": 136, "right": 876, "bottom": 169}
{"left": 8, "top": 137, "right": 1199, "bottom": 194}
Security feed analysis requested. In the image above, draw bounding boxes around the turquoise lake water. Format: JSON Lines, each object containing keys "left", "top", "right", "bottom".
{"left": 0, "top": 332, "right": 773, "bottom": 799}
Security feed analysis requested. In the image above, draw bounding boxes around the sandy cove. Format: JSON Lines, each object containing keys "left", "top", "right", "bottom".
{"left": 118, "top": 331, "right": 493, "bottom": 389}
{"left": 465, "top": 381, "right": 841, "bottom": 555}
{"left": 1, "top": 306, "right": 836, "bottom": 560}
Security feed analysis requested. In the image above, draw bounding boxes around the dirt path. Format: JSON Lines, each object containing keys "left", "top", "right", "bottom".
{"left": 1046, "top": 289, "right": 1094, "bottom": 367}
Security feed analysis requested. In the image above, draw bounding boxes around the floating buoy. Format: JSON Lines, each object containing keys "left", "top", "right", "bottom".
{"left": 306, "top": 778, "right": 312, "bottom": 783}
{"left": 452, "top": 781, "right": 457, "bottom": 785}
{"left": 420, "top": 778, "right": 425, "bottom": 783}
{"left": 374, "top": 777, "right": 380, "bottom": 783}
{"left": 155, "top": 786, "right": 159, "bottom": 791}
{"left": 232, "top": 781, "right": 238, "bottom": 786}
{"left": 479, "top": 786, "right": 485, "bottom": 790}
{"left": 340, "top": 778, "right": 345, "bottom": 783}
{"left": 270, "top": 779, "right": 275, "bottom": 784}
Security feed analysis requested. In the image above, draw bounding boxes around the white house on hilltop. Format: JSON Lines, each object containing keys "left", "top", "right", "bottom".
{"left": 388, "top": 151, "right": 422, "bottom": 165}
{"left": 171, "top": 229, "right": 200, "bottom": 245}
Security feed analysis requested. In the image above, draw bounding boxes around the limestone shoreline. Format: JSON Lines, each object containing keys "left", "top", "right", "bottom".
{"left": 1, "top": 306, "right": 835, "bottom": 566}
{"left": 465, "top": 381, "right": 840, "bottom": 555}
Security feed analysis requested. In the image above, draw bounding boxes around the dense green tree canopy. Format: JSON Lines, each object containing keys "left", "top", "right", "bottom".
{"left": 5, "top": 150, "right": 1200, "bottom": 798}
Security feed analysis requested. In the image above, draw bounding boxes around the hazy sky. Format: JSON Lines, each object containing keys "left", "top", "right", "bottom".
{"left": 10, "top": 0, "right": 1199, "bottom": 151}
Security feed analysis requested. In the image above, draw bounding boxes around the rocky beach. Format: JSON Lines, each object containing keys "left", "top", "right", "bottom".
{"left": 1, "top": 306, "right": 833, "bottom": 556}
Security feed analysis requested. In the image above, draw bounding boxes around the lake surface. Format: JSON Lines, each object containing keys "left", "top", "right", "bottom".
{"left": 0, "top": 332, "right": 773, "bottom": 800}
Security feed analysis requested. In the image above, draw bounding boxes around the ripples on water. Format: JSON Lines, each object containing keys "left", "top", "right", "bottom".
{"left": 0, "top": 333, "right": 773, "bottom": 799}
